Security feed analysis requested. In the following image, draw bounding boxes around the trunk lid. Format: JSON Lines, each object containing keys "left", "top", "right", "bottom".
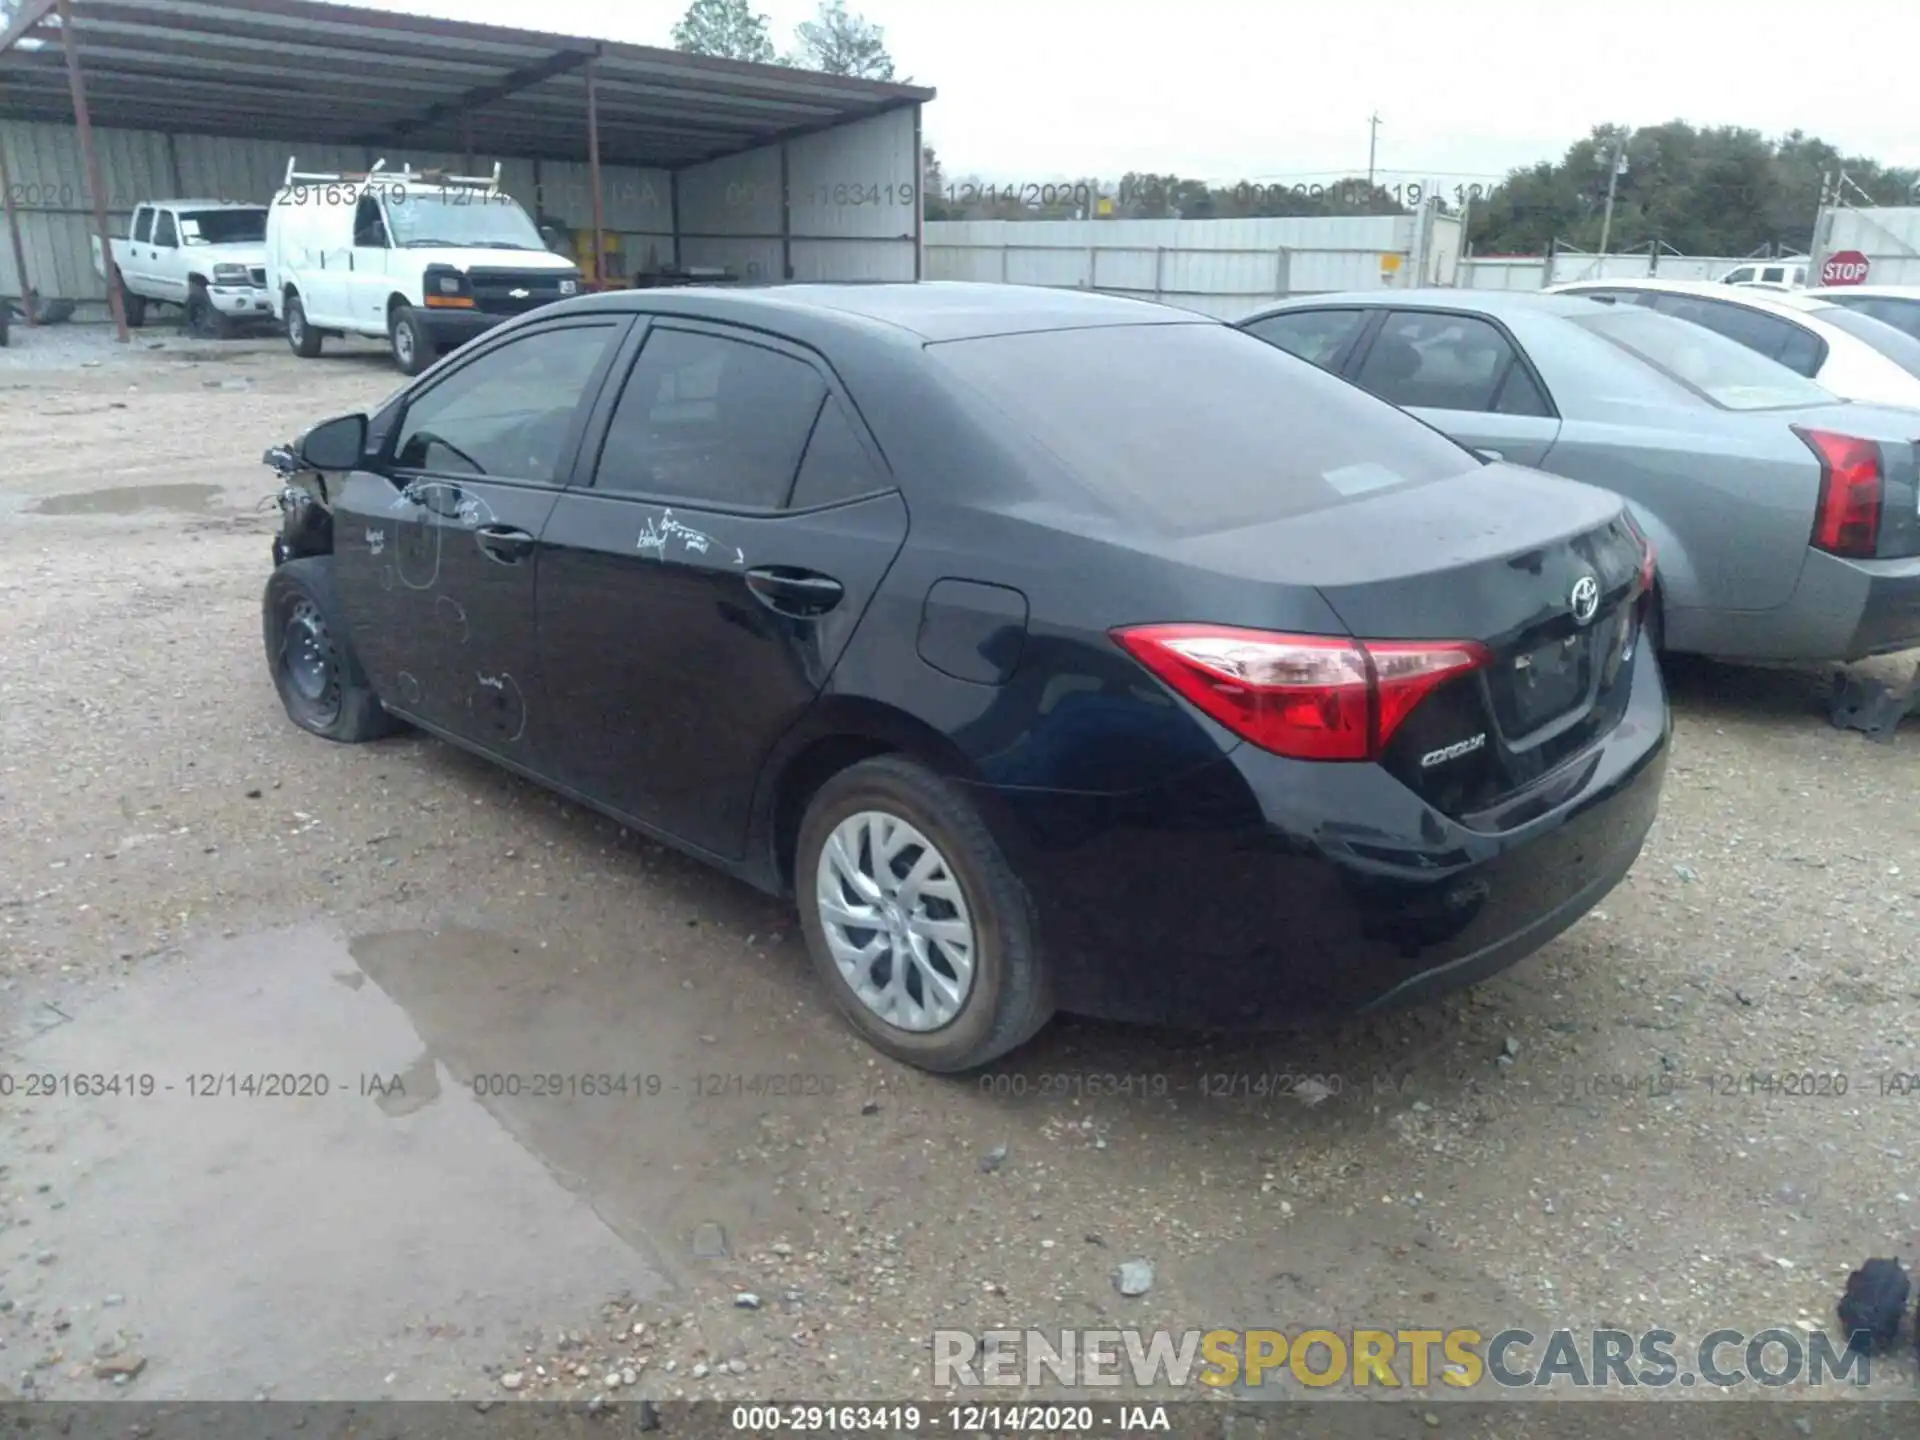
{"left": 1223, "top": 462, "right": 1649, "bottom": 822}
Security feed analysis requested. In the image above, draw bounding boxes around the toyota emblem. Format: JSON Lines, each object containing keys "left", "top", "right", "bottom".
{"left": 1569, "top": 574, "right": 1600, "bottom": 625}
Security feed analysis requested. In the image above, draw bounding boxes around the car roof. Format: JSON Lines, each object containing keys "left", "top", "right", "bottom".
{"left": 558, "top": 281, "right": 1208, "bottom": 342}
{"left": 1241, "top": 288, "right": 1611, "bottom": 322}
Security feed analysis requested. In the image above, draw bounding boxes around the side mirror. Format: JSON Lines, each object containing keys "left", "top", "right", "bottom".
{"left": 298, "top": 413, "right": 370, "bottom": 471}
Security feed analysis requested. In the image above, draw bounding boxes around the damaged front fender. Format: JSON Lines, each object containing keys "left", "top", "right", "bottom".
{"left": 265, "top": 440, "right": 334, "bottom": 566}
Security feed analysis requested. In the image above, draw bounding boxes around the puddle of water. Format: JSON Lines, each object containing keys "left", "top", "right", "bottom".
{"left": 1, "top": 923, "right": 668, "bottom": 1399}
{"left": 31, "top": 483, "right": 224, "bottom": 516}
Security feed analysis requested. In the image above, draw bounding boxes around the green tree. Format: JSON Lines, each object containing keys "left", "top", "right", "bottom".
{"left": 671, "top": 0, "right": 775, "bottom": 64}
{"left": 789, "top": 0, "right": 897, "bottom": 80}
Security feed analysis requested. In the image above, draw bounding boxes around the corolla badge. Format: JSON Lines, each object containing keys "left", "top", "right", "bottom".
{"left": 1569, "top": 574, "right": 1600, "bottom": 625}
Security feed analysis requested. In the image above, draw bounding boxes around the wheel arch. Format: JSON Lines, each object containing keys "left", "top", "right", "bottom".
{"left": 753, "top": 696, "right": 1006, "bottom": 895}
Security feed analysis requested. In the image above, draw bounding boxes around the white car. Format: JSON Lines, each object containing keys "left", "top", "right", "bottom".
{"left": 1802, "top": 284, "right": 1920, "bottom": 346}
{"left": 265, "top": 160, "right": 583, "bottom": 375}
{"left": 1547, "top": 278, "right": 1920, "bottom": 407}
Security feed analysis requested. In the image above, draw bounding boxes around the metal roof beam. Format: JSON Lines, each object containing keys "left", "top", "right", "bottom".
{"left": 0, "top": 0, "right": 61, "bottom": 57}
{"left": 374, "top": 42, "right": 599, "bottom": 146}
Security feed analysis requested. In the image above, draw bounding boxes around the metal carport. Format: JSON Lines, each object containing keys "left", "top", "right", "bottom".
{"left": 0, "top": 0, "right": 933, "bottom": 339}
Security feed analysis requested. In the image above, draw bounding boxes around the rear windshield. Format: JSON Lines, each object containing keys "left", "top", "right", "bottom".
{"left": 1812, "top": 306, "right": 1920, "bottom": 379}
{"left": 180, "top": 209, "right": 266, "bottom": 245}
{"left": 927, "top": 322, "right": 1481, "bottom": 535}
{"left": 1570, "top": 305, "right": 1838, "bottom": 410}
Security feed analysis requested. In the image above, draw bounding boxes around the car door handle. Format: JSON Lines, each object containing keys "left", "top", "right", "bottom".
{"left": 475, "top": 525, "right": 535, "bottom": 565}
{"left": 745, "top": 566, "right": 843, "bottom": 617}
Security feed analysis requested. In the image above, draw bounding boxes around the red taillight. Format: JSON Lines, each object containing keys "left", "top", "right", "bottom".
{"left": 1638, "top": 537, "right": 1656, "bottom": 597}
{"left": 1794, "top": 428, "right": 1882, "bottom": 558}
{"left": 1110, "top": 624, "right": 1489, "bottom": 762}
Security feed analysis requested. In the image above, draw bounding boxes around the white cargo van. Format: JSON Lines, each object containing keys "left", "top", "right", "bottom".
{"left": 265, "top": 160, "right": 583, "bottom": 374}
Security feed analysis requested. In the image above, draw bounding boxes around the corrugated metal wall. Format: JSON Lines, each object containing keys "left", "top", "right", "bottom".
{"left": 1455, "top": 251, "right": 1789, "bottom": 289}
{"left": 1811, "top": 205, "right": 1920, "bottom": 286}
{"left": 1, "top": 105, "right": 920, "bottom": 304}
{"left": 675, "top": 107, "right": 919, "bottom": 283}
{"left": 923, "top": 215, "right": 1419, "bottom": 318}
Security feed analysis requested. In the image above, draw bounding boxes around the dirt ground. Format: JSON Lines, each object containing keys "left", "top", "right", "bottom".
{"left": 2, "top": 321, "right": 1919, "bottom": 1421}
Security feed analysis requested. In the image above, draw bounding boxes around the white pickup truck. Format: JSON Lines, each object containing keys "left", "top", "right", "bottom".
{"left": 91, "top": 200, "right": 273, "bottom": 336}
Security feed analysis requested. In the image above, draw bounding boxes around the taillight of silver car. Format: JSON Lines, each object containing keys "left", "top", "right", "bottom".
{"left": 1793, "top": 428, "right": 1883, "bottom": 559}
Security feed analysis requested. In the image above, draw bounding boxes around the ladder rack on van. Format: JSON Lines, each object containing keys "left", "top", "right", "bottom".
{"left": 280, "top": 157, "right": 503, "bottom": 192}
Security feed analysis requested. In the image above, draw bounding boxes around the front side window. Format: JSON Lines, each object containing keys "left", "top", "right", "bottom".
{"left": 392, "top": 324, "right": 619, "bottom": 480}
{"left": 151, "top": 211, "right": 179, "bottom": 247}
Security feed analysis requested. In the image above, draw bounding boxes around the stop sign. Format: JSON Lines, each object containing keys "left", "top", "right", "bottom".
{"left": 1821, "top": 250, "right": 1871, "bottom": 286}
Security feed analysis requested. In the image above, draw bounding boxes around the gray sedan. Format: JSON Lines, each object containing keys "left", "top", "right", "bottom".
{"left": 1236, "top": 290, "right": 1920, "bottom": 664}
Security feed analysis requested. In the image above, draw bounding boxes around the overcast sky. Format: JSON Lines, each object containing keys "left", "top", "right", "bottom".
{"left": 372, "top": 0, "right": 1918, "bottom": 187}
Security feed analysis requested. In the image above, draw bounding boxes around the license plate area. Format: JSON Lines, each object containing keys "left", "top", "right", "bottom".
{"left": 1496, "top": 630, "right": 1594, "bottom": 736}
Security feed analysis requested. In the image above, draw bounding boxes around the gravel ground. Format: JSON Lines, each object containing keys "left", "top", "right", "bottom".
{"left": 2, "top": 323, "right": 1919, "bottom": 1417}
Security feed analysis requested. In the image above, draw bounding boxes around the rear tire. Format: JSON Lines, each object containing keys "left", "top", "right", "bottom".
{"left": 262, "top": 556, "right": 399, "bottom": 744}
{"left": 389, "top": 305, "right": 431, "bottom": 376}
{"left": 285, "top": 294, "right": 323, "bottom": 358}
{"left": 795, "top": 756, "right": 1053, "bottom": 1073}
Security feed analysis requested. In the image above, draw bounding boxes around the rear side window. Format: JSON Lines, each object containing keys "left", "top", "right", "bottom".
{"left": 1811, "top": 306, "right": 1920, "bottom": 380}
{"left": 789, "top": 395, "right": 888, "bottom": 509}
{"left": 928, "top": 322, "right": 1480, "bottom": 537}
{"left": 1240, "top": 309, "right": 1367, "bottom": 369}
{"left": 594, "top": 328, "right": 827, "bottom": 508}
{"left": 1648, "top": 294, "right": 1820, "bottom": 374}
{"left": 1841, "top": 295, "right": 1920, "bottom": 341}
{"left": 1353, "top": 311, "right": 1540, "bottom": 413}
{"left": 1572, "top": 306, "right": 1836, "bottom": 410}
{"left": 132, "top": 207, "right": 154, "bottom": 243}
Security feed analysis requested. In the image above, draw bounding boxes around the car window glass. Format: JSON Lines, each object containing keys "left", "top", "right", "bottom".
{"left": 1353, "top": 311, "right": 1521, "bottom": 412}
{"left": 929, "top": 322, "right": 1480, "bottom": 538}
{"left": 132, "top": 208, "right": 154, "bottom": 244}
{"left": 1854, "top": 297, "right": 1920, "bottom": 341}
{"left": 1722, "top": 268, "right": 1755, "bottom": 284}
{"left": 151, "top": 211, "right": 178, "bottom": 247}
{"left": 1241, "top": 310, "right": 1366, "bottom": 369}
{"left": 1772, "top": 324, "right": 1824, "bottom": 376}
{"left": 1492, "top": 361, "right": 1552, "bottom": 416}
{"left": 1652, "top": 295, "right": 1800, "bottom": 361}
{"left": 353, "top": 194, "right": 387, "bottom": 247}
{"left": 1761, "top": 267, "right": 1785, "bottom": 283}
{"left": 594, "top": 328, "right": 827, "bottom": 508}
{"left": 789, "top": 394, "right": 889, "bottom": 508}
{"left": 1813, "top": 306, "right": 1920, "bottom": 379}
{"left": 1573, "top": 306, "right": 1836, "bottom": 410}
{"left": 392, "top": 324, "right": 618, "bottom": 481}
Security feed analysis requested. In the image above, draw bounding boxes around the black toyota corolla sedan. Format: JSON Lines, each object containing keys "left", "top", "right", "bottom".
{"left": 261, "top": 281, "right": 1669, "bottom": 1072}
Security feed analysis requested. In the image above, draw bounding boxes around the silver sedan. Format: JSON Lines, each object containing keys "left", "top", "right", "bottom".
{"left": 1236, "top": 289, "right": 1920, "bottom": 664}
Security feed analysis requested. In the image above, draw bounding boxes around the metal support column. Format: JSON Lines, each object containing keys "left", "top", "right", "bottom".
{"left": 584, "top": 56, "right": 605, "bottom": 289}
{"left": 778, "top": 141, "right": 792, "bottom": 280}
{"left": 0, "top": 114, "right": 39, "bottom": 324}
{"left": 911, "top": 104, "right": 923, "bottom": 280}
{"left": 57, "top": 0, "right": 126, "bottom": 341}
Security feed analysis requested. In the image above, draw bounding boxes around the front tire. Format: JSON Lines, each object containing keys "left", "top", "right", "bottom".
{"left": 795, "top": 756, "right": 1053, "bottom": 1073}
{"left": 117, "top": 274, "right": 146, "bottom": 328}
{"left": 262, "top": 557, "right": 399, "bottom": 744}
{"left": 285, "top": 294, "right": 323, "bottom": 358}
{"left": 389, "top": 305, "right": 431, "bottom": 376}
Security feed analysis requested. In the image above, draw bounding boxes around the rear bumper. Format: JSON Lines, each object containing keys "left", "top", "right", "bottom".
{"left": 974, "top": 644, "right": 1670, "bottom": 1029}
{"left": 1679, "top": 549, "right": 1920, "bottom": 662}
